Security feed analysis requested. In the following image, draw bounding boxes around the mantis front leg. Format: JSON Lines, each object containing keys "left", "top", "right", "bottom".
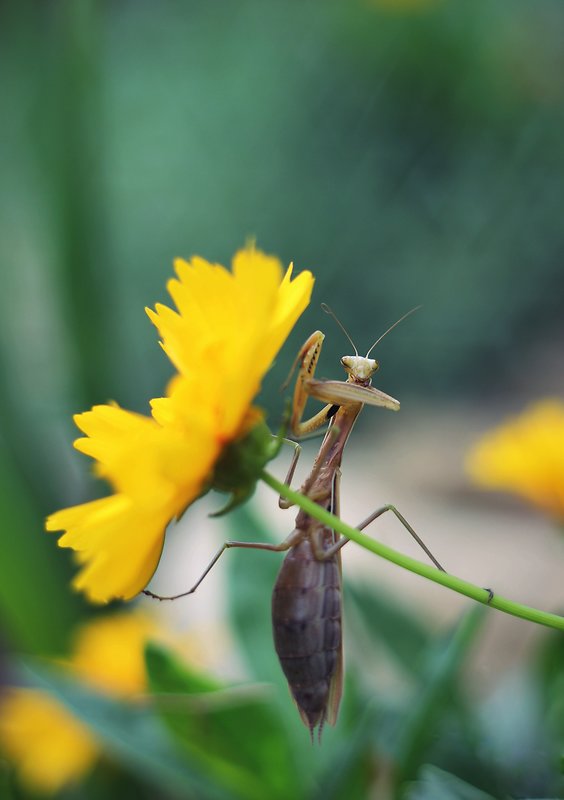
{"left": 284, "top": 331, "right": 334, "bottom": 438}
{"left": 278, "top": 438, "right": 302, "bottom": 509}
{"left": 277, "top": 424, "right": 341, "bottom": 510}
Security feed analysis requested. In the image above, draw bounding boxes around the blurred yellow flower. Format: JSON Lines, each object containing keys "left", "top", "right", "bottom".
{"left": 46, "top": 247, "right": 313, "bottom": 603}
{"left": 0, "top": 611, "right": 186, "bottom": 794}
{"left": 466, "top": 400, "right": 564, "bottom": 520}
{"left": 70, "top": 610, "right": 182, "bottom": 696}
{"left": 0, "top": 691, "right": 98, "bottom": 794}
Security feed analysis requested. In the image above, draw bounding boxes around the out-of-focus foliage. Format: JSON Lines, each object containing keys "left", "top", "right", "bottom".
{"left": 3, "top": 509, "right": 564, "bottom": 798}
{"left": 1, "top": 0, "right": 564, "bottom": 797}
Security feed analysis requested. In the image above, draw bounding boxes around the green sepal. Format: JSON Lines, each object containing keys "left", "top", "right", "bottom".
{"left": 211, "top": 419, "right": 281, "bottom": 516}
{"left": 209, "top": 486, "right": 254, "bottom": 518}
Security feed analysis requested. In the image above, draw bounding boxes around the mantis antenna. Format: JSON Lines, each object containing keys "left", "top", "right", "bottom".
{"left": 365, "top": 305, "right": 422, "bottom": 358}
{"left": 321, "top": 303, "right": 358, "bottom": 356}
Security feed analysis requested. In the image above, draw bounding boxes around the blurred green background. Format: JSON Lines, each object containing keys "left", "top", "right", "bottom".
{"left": 2, "top": 0, "right": 564, "bottom": 798}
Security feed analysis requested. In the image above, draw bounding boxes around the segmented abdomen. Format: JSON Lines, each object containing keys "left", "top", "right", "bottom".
{"left": 271, "top": 537, "right": 342, "bottom": 734}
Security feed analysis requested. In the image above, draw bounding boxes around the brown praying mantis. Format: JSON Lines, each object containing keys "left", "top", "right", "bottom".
{"left": 144, "top": 305, "right": 446, "bottom": 738}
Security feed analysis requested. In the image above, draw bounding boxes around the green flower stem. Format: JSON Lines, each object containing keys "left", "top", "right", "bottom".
{"left": 261, "top": 470, "right": 564, "bottom": 632}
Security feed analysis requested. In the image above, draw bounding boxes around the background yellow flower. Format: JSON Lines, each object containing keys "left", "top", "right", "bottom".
{"left": 0, "top": 690, "right": 98, "bottom": 795}
{"left": 467, "top": 400, "right": 564, "bottom": 521}
{"left": 0, "top": 611, "right": 198, "bottom": 794}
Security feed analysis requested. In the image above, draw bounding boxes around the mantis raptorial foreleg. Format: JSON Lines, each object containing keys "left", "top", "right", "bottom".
{"left": 276, "top": 330, "right": 335, "bottom": 510}
{"left": 283, "top": 331, "right": 334, "bottom": 438}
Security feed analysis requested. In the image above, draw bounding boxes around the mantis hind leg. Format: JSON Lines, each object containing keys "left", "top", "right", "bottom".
{"left": 354, "top": 504, "right": 446, "bottom": 572}
{"left": 312, "top": 502, "right": 446, "bottom": 574}
{"left": 353, "top": 505, "right": 494, "bottom": 601}
{"left": 142, "top": 530, "right": 303, "bottom": 601}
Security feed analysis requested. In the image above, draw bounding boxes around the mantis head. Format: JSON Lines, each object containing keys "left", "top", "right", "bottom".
{"left": 340, "top": 355, "right": 379, "bottom": 383}
{"left": 322, "top": 302, "right": 421, "bottom": 387}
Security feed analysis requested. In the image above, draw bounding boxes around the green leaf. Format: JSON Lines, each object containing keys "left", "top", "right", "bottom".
{"left": 536, "top": 628, "right": 564, "bottom": 748}
{"left": 146, "top": 640, "right": 221, "bottom": 695}
{"left": 476, "top": 668, "right": 559, "bottom": 796}
{"left": 223, "top": 502, "right": 317, "bottom": 768}
{"left": 311, "top": 699, "right": 378, "bottom": 800}
{"left": 405, "top": 765, "right": 496, "bottom": 800}
{"left": 224, "top": 504, "right": 289, "bottom": 688}
{"left": 145, "top": 642, "right": 304, "bottom": 800}
{"left": 224, "top": 502, "right": 387, "bottom": 791}
{"left": 16, "top": 657, "right": 227, "bottom": 800}
{"left": 0, "top": 455, "right": 84, "bottom": 654}
{"left": 346, "top": 581, "right": 431, "bottom": 678}
{"left": 392, "top": 606, "right": 487, "bottom": 789}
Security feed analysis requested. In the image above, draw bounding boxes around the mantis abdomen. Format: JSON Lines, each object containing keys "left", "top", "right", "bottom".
{"left": 271, "top": 534, "right": 342, "bottom": 734}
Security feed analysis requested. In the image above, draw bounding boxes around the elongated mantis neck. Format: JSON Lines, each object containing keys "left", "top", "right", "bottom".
{"left": 306, "top": 406, "right": 361, "bottom": 493}
{"left": 261, "top": 470, "right": 564, "bottom": 633}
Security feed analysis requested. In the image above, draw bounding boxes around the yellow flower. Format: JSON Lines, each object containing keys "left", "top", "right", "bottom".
{"left": 466, "top": 400, "right": 564, "bottom": 520}
{"left": 0, "top": 691, "right": 98, "bottom": 794}
{"left": 46, "top": 247, "right": 313, "bottom": 603}
{"left": 70, "top": 610, "right": 178, "bottom": 697}
{"left": 0, "top": 611, "right": 185, "bottom": 794}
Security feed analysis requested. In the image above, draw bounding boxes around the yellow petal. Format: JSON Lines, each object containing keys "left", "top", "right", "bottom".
{"left": 47, "top": 416, "right": 217, "bottom": 603}
{"left": 48, "top": 495, "right": 168, "bottom": 603}
{"left": 74, "top": 403, "right": 216, "bottom": 504}
{"left": 0, "top": 689, "right": 98, "bottom": 793}
{"left": 147, "top": 245, "right": 313, "bottom": 440}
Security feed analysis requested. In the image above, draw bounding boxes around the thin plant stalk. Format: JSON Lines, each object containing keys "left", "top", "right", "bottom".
{"left": 261, "top": 470, "right": 564, "bottom": 633}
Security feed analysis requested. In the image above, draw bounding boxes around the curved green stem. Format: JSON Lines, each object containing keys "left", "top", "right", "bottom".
{"left": 261, "top": 470, "right": 564, "bottom": 632}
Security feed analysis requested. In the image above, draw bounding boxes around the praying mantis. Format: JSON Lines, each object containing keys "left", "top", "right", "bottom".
{"left": 144, "top": 305, "right": 445, "bottom": 738}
